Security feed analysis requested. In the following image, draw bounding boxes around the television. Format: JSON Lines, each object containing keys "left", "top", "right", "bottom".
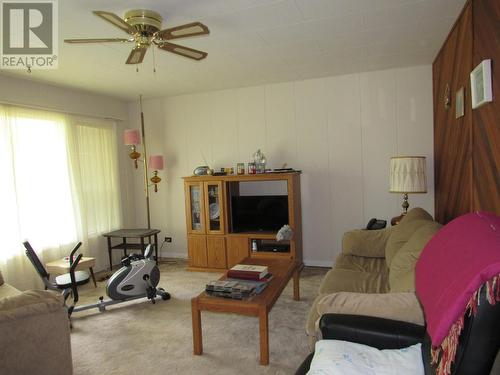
{"left": 230, "top": 195, "right": 288, "bottom": 233}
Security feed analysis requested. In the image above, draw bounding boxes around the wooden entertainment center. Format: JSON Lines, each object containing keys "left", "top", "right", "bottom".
{"left": 183, "top": 172, "right": 302, "bottom": 271}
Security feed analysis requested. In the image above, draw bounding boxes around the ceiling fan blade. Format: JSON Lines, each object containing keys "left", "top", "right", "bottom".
{"left": 126, "top": 46, "right": 148, "bottom": 64}
{"left": 64, "top": 38, "right": 132, "bottom": 44}
{"left": 157, "top": 22, "right": 209, "bottom": 40}
{"left": 93, "top": 10, "right": 135, "bottom": 35}
{"left": 157, "top": 42, "right": 207, "bottom": 60}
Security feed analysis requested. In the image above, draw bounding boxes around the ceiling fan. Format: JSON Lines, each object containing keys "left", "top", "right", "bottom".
{"left": 64, "top": 9, "right": 209, "bottom": 64}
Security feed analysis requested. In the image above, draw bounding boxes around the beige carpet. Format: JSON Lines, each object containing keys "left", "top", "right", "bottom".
{"left": 70, "top": 260, "right": 327, "bottom": 375}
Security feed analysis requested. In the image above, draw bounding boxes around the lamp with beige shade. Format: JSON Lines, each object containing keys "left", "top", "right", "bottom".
{"left": 389, "top": 156, "right": 427, "bottom": 225}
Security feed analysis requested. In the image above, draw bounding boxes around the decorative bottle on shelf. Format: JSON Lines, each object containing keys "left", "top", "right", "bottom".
{"left": 253, "top": 149, "right": 266, "bottom": 174}
{"left": 251, "top": 240, "right": 258, "bottom": 252}
{"left": 248, "top": 162, "right": 256, "bottom": 174}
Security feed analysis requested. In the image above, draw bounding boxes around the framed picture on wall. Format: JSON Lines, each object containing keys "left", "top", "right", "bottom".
{"left": 470, "top": 59, "right": 492, "bottom": 109}
{"left": 455, "top": 87, "right": 464, "bottom": 119}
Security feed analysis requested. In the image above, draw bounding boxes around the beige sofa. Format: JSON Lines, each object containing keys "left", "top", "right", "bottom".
{"left": 306, "top": 208, "right": 442, "bottom": 348}
{"left": 0, "top": 269, "right": 73, "bottom": 374}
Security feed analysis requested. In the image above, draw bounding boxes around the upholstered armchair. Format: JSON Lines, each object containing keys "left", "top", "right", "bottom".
{"left": 0, "top": 269, "right": 73, "bottom": 374}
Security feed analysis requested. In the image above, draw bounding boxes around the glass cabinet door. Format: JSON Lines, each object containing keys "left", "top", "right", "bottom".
{"left": 186, "top": 182, "right": 205, "bottom": 233}
{"left": 204, "top": 181, "right": 225, "bottom": 234}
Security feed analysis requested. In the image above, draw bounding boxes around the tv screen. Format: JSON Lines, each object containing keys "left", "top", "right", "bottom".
{"left": 231, "top": 195, "right": 288, "bottom": 232}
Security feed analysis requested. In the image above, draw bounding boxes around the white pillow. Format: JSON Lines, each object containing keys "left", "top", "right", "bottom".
{"left": 307, "top": 340, "right": 424, "bottom": 375}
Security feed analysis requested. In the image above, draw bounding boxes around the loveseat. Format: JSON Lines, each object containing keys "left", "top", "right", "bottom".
{"left": 0, "top": 269, "right": 73, "bottom": 374}
{"left": 306, "top": 208, "right": 442, "bottom": 348}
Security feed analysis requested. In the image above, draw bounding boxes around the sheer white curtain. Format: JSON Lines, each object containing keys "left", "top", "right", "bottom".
{"left": 0, "top": 104, "right": 122, "bottom": 290}
{"left": 65, "top": 116, "right": 122, "bottom": 270}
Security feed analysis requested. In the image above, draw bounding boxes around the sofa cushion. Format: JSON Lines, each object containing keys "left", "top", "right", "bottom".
{"left": 319, "top": 268, "right": 389, "bottom": 295}
{"left": 389, "top": 222, "right": 442, "bottom": 292}
{"left": 334, "top": 254, "right": 388, "bottom": 274}
{"left": 342, "top": 228, "right": 392, "bottom": 258}
{"left": 308, "top": 340, "right": 424, "bottom": 375}
{"left": 315, "top": 291, "right": 424, "bottom": 326}
{"left": 385, "top": 208, "right": 434, "bottom": 267}
{"left": 0, "top": 290, "right": 63, "bottom": 322}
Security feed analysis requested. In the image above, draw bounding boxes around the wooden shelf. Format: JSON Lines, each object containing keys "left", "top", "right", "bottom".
{"left": 226, "top": 232, "right": 277, "bottom": 239}
{"left": 110, "top": 243, "right": 145, "bottom": 250}
{"left": 250, "top": 251, "right": 292, "bottom": 259}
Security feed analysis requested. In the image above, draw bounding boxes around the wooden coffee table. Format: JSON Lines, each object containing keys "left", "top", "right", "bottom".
{"left": 191, "top": 258, "right": 303, "bottom": 365}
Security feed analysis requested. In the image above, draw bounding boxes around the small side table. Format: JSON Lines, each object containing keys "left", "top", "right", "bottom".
{"left": 102, "top": 228, "right": 160, "bottom": 271}
{"left": 46, "top": 257, "right": 97, "bottom": 288}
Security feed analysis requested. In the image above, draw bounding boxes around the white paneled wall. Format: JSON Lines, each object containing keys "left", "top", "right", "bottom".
{"left": 130, "top": 65, "right": 434, "bottom": 266}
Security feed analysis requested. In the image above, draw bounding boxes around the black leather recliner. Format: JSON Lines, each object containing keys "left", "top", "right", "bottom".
{"left": 296, "top": 288, "right": 500, "bottom": 375}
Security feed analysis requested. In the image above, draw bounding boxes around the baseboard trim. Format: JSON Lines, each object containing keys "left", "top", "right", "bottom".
{"left": 159, "top": 251, "right": 187, "bottom": 260}
{"left": 303, "top": 259, "right": 332, "bottom": 268}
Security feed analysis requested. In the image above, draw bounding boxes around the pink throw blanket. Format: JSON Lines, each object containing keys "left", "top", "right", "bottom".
{"left": 415, "top": 211, "right": 500, "bottom": 375}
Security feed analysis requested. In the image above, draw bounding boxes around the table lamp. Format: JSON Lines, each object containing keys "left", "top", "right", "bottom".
{"left": 389, "top": 156, "right": 427, "bottom": 225}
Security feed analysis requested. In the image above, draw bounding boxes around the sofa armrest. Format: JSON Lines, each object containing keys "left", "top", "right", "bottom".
{"left": 342, "top": 228, "right": 392, "bottom": 258}
{"left": 0, "top": 290, "right": 64, "bottom": 321}
{"left": 319, "top": 314, "right": 425, "bottom": 350}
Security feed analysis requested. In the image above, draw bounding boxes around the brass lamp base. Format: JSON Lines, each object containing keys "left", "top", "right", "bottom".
{"left": 150, "top": 171, "right": 161, "bottom": 193}
{"left": 391, "top": 193, "right": 409, "bottom": 226}
{"left": 391, "top": 213, "right": 406, "bottom": 226}
{"left": 129, "top": 145, "right": 141, "bottom": 169}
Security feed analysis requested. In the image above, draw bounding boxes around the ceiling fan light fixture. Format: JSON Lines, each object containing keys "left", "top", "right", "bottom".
{"left": 136, "top": 35, "right": 151, "bottom": 46}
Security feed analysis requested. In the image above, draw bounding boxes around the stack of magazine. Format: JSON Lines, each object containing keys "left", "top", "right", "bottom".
{"left": 205, "top": 266, "right": 273, "bottom": 299}
{"left": 205, "top": 280, "right": 257, "bottom": 299}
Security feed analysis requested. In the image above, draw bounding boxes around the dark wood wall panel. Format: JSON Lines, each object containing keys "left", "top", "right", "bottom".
{"left": 472, "top": 0, "right": 500, "bottom": 215}
{"left": 433, "top": 2, "right": 473, "bottom": 224}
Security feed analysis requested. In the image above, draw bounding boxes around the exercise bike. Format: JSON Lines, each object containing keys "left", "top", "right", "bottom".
{"left": 24, "top": 241, "right": 170, "bottom": 317}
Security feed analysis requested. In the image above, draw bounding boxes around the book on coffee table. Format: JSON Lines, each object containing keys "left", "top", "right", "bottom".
{"left": 227, "top": 264, "right": 268, "bottom": 280}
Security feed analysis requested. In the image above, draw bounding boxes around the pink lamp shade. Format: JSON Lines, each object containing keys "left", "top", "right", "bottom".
{"left": 149, "top": 155, "right": 164, "bottom": 171}
{"left": 124, "top": 129, "right": 141, "bottom": 145}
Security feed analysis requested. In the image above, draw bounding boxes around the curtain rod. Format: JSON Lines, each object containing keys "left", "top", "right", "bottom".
{"left": 0, "top": 99, "right": 125, "bottom": 122}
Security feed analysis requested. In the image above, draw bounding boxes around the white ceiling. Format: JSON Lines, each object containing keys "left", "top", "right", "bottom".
{"left": 1, "top": 0, "right": 465, "bottom": 101}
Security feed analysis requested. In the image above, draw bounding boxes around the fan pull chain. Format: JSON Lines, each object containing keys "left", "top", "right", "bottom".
{"left": 152, "top": 46, "right": 156, "bottom": 74}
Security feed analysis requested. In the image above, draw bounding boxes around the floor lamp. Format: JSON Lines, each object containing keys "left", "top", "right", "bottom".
{"left": 124, "top": 95, "right": 164, "bottom": 229}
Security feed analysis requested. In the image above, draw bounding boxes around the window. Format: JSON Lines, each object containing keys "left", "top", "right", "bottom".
{"left": 0, "top": 105, "right": 122, "bottom": 262}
